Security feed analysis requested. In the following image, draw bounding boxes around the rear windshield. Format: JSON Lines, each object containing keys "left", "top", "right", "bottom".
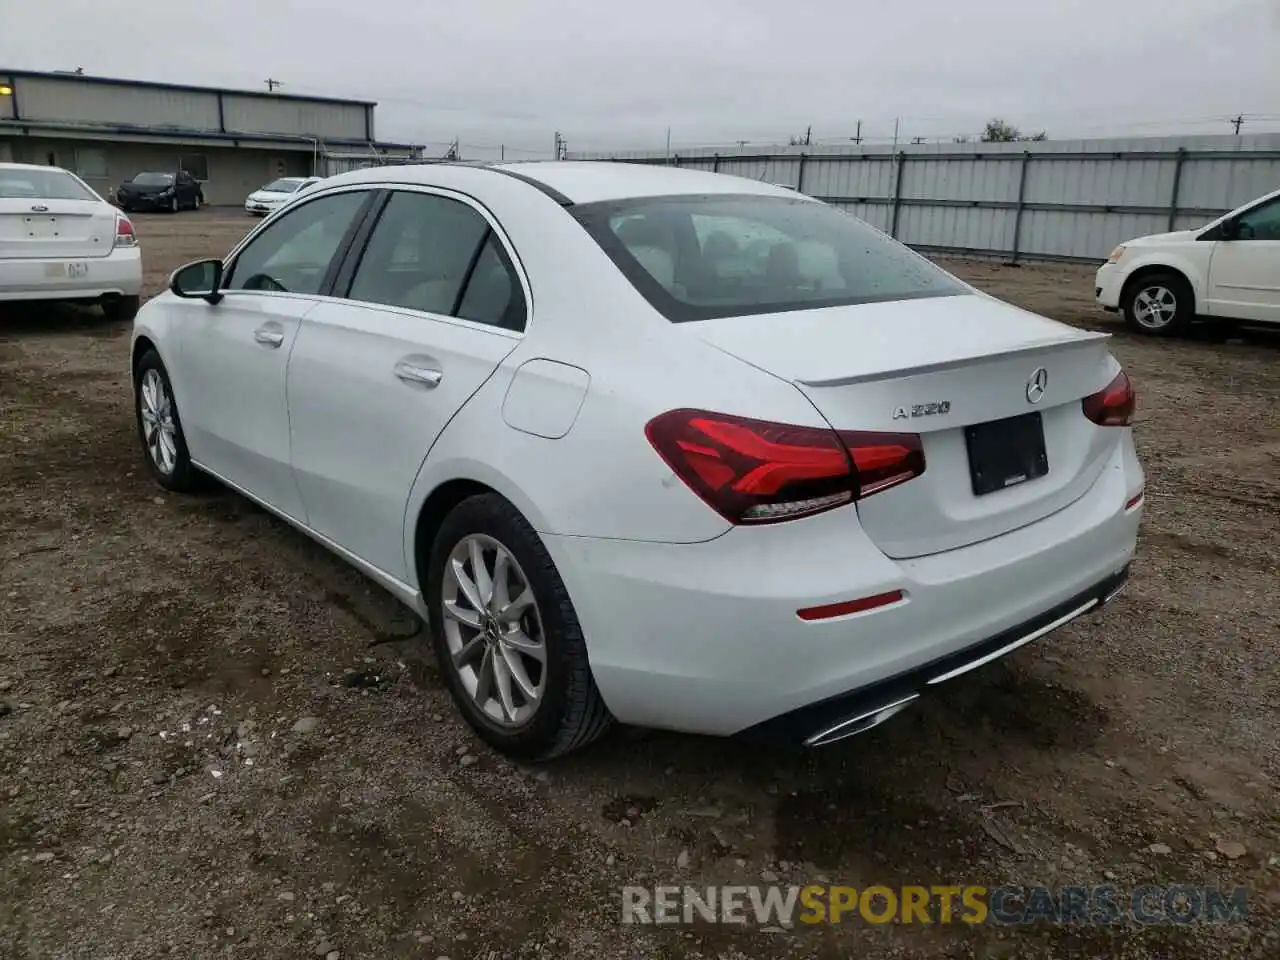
{"left": 132, "top": 173, "right": 174, "bottom": 186}
{"left": 571, "top": 193, "right": 965, "bottom": 322}
{"left": 263, "top": 178, "right": 303, "bottom": 193}
{"left": 0, "top": 168, "right": 98, "bottom": 201}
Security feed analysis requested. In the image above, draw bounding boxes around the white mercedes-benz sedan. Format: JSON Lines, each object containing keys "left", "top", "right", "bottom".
{"left": 129, "top": 161, "right": 1144, "bottom": 760}
{"left": 1, "top": 162, "right": 143, "bottom": 321}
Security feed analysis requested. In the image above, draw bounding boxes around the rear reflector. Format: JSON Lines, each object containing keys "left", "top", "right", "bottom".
{"left": 645, "top": 409, "right": 925, "bottom": 525}
{"left": 797, "top": 589, "right": 905, "bottom": 622}
{"left": 1082, "top": 369, "right": 1135, "bottom": 426}
{"left": 1125, "top": 490, "right": 1144, "bottom": 510}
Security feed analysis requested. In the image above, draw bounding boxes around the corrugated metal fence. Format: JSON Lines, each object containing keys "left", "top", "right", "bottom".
{"left": 569, "top": 134, "right": 1280, "bottom": 264}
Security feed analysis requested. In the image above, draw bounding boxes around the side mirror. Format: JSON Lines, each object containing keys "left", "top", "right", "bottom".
{"left": 169, "top": 259, "right": 224, "bottom": 304}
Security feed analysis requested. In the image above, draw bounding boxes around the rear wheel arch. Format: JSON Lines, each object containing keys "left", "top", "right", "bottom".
{"left": 412, "top": 479, "right": 497, "bottom": 592}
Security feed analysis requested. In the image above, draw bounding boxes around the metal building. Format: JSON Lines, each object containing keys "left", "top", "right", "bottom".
{"left": 0, "top": 69, "right": 423, "bottom": 205}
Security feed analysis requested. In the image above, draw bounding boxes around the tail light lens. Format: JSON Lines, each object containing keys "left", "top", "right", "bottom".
{"left": 1082, "top": 369, "right": 1135, "bottom": 426}
{"left": 645, "top": 409, "right": 925, "bottom": 524}
{"left": 114, "top": 215, "right": 137, "bottom": 249}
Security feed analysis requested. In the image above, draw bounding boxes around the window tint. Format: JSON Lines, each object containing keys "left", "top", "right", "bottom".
{"left": 225, "top": 190, "right": 367, "bottom": 295}
{"left": 1237, "top": 199, "right": 1280, "bottom": 241}
{"left": 347, "top": 191, "right": 490, "bottom": 317}
{"left": 456, "top": 234, "right": 526, "bottom": 331}
{"left": 573, "top": 193, "right": 965, "bottom": 323}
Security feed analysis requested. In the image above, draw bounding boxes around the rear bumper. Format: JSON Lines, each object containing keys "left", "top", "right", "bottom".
{"left": 543, "top": 433, "right": 1143, "bottom": 738}
{"left": 0, "top": 247, "right": 142, "bottom": 301}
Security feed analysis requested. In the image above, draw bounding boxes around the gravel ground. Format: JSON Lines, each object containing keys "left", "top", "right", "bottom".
{"left": 1, "top": 209, "right": 1277, "bottom": 960}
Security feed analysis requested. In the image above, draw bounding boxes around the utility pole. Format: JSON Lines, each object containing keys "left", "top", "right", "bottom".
{"left": 803, "top": 125, "right": 812, "bottom": 146}
{"left": 1231, "top": 114, "right": 1245, "bottom": 135}
{"left": 265, "top": 78, "right": 282, "bottom": 92}
{"left": 499, "top": 144, "right": 505, "bottom": 161}
{"left": 852, "top": 120, "right": 862, "bottom": 144}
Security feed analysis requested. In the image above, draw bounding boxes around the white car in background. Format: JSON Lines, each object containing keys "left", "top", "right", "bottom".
{"left": 1, "top": 162, "right": 142, "bottom": 321}
{"left": 129, "top": 161, "right": 1143, "bottom": 760}
{"left": 244, "top": 176, "right": 322, "bottom": 217}
{"left": 1096, "top": 186, "right": 1280, "bottom": 335}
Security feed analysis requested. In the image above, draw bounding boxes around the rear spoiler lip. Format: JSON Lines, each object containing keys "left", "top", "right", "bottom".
{"left": 795, "top": 330, "right": 1112, "bottom": 388}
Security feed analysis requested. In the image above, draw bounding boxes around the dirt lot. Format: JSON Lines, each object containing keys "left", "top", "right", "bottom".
{"left": 1, "top": 209, "right": 1277, "bottom": 960}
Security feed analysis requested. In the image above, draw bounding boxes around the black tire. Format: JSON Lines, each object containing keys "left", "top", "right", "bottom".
{"left": 426, "top": 493, "right": 613, "bottom": 760}
{"left": 192, "top": 193, "right": 203, "bottom": 211}
{"left": 169, "top": 197, "right": 179, "bottom": 213}
{"left": 102, "top": 295, "right": 140, "bottom": 323}
{"left": 1122, "top": 271, "right": 1194, "bottom": 336}
{"left": 133, "top": 349, "right": 201, "bottom": 492}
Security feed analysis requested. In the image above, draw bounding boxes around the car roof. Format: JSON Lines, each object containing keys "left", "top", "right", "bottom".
{"left": 322, "top": 160, "right": 802, "bottom": 205}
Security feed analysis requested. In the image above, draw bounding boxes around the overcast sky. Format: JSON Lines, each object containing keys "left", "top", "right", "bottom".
{"left": 4, "top": 0, "right": 1277, "bottom": 158}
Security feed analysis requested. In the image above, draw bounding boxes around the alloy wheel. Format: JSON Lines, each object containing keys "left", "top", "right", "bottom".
{"left": 441, "top": 534, "right": 546, "bottom": 727}
{"left": 1132, "top": 284, "right": 1178, "bottom": 330}
{"left": 139, "top": 368, "right": 178, "bottom": 475}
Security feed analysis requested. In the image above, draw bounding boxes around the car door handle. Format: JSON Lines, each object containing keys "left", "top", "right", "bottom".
{"left": 253, "top": 328, "right": 285, "bottom": 347}
{"left": 394, "top": 360, "right": 443, "bottom": 388}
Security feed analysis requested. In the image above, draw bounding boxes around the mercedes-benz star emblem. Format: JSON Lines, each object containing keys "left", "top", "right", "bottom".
{"left": 1026, "top": 367, "right": 1048, "bottom": 404}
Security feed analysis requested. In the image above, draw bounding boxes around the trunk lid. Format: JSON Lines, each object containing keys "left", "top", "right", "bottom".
{"left": 691, "top": 292, "right": 1122, "bottom": 558}
{"left": 0, "top": 198, "right": 118, "bottom": 259}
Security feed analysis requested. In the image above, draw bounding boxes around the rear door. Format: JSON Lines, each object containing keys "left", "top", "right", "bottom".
{"left": 0, "top": 167, "right": 116, "bottom": 259}
{"left": 1204, "top": 195, "right": 1280, "bottom": 324}
{"left": 168, "top": 187, "right": 375, "bottom": 520}
{"left": 286, "top": 186, "right": 528, "bottom": 580}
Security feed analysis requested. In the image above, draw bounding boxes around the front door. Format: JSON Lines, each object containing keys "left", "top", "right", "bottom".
{"left": 286, "top": 187, "right": 528, "bottom": 579}
{"left": 1205, "top": 195, "right": 1280, "bottom": 324}
{"left": 170, "top": 187, "right": 373, "bottom": 520}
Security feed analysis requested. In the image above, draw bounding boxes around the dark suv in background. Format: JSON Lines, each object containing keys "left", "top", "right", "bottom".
{"left": 115, "top": 171, "right": 204, "bottom": 212}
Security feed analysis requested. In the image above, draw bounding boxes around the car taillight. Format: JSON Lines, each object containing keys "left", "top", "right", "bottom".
{"left": 1082, "top": 369, "right": 1135, "bottom": 426}
{"left": 645, "top": 408, "right": 925, "bottom": 524}
{"left": 114, "top": 216, "right": 137, "bottom": 248}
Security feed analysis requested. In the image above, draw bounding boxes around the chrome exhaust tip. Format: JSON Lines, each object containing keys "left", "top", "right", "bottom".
{"left": 804, "top": 694, "right": 920, "bottom": 748}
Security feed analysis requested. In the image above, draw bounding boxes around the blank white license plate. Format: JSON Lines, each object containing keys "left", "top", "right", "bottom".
{"left": 44, "top": 262, "right": 89, "bottom": 279}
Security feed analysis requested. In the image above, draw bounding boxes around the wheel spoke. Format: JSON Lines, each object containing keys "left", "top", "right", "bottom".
{"left": 449, "top": 557, "right": 485, "bottom": 613}
{"left": 502, "top": 627, "right": 546, "bottom": 664}
{"left": 490, "top": 549, "right": 511, "bottom": 613}
{"left": 469, "top": 538, "right": 493, "bottom": 606}
{"left": 498, "top": 588, "right": 534, "bottom": 621}
{"left": 451, "top": 632, "right": 485, "bottom": 667}
{"left": 500, "top": 643, "right": 540, "bottom": 700}
{"left": 159, "top": 429, "right": 177, "bottom": 466}
{"left": 473, "top": 646, "right": 494, "bottom": 705}
{"left": 491, "top": 650, "right": 517, "bottom": 720}
{"left": 444, "top": 600, "right": 483, "bottom": 629}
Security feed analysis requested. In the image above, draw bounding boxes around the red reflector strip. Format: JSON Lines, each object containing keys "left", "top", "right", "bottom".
{"left": 797, "top": 589, "right": 905, "bottom": 622}
{"left": 1125, "top": 490, "right": 1144, "bottom": 510}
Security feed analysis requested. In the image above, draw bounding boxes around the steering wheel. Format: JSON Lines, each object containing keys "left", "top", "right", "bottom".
{"left": 244, "top": 273, "right": 288, "bottom": 293}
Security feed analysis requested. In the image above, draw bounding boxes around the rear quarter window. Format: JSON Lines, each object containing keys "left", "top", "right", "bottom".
{"left": 572, "top": 193, "right": 965, "bottom": 323}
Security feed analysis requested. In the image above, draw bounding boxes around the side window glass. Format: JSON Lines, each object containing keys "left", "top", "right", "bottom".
{"left": 456, "top": 234, "right": 526, "bottom": 331}
{"left": 347, "top": 192, "right": 489, "bottom": 315}
{"left": 1237, "top": 199, "right": 1280, "bottom": 241}
{"left": 224, "top": 191, "right": 367, "bottom": 294}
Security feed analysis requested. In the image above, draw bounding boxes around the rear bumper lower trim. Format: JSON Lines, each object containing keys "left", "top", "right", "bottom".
{"left": 740, "top": 563, "right": 1130, "bottom": 747}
